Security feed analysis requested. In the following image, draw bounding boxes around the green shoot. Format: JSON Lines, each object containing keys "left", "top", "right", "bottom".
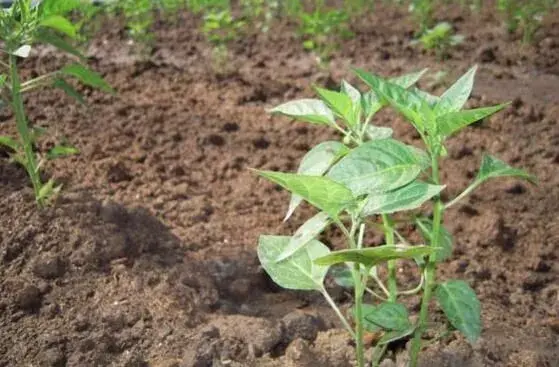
{"left": 413, "top": 22, "right": 464, "bottom": 59}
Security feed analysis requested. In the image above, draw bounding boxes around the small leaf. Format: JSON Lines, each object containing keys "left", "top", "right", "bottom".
{"left": 362, "top": 181, "right": 444, "bottom": 216}
{"left": 476, "top": 154, "right": 536, "bottom": 184}
{"left": 269, "top": 99, "right": 335, "bottom": 125}
{"left": 363, "top": 302, "right": 411, "bottom": 331}
{"left": 361, "top": 90, "right": 382, "bottom": 119}
{"left": 340, "top": 80, "right": 361, "bottom": 105}
{"left": 330, "top": 264, "right": 355, "bottom": 289}
{"left": 314, "top": 245, "right": 435, "bottom": 267}
{"left": 35, "top": 31, "right": 84, "bottom": 59}
{"left": 365, "top": 125, "right": 393, "bottom": 140}
{"left": 255, "top": 170, "right": 355, "bottom": 217}
{"left": 389, "top": 69, "right": 428, "bottom": 89}
{"left": 314, "top": 87, "right": 356, "bottom": 126}
{"left": 277, "top": 212, "right": 332, "bottom": 262}
{"left": 13, "top": 45, "right": 31, "bottom": 58}
{"left": 436, "top": 103, "right": 509, "bottom": 138}
{"left": 61, "top": 64, "right": 114, "bottom": 94}
{"left": 285, "top": 141, "right": 349, "bottom": 220}
{"left": 327, "top": 139, "right": 429, "bottom": 196}
{"left": 436, "top": 65, "right": 478, "bottom": 114}
{"left": 435, "top": 280, "right": 481, "bottom": 343}
{"left": 0, "top": 136, "right": 20, "bottom": 151}
{"left": 53, "top": 79, "right": 85, "bottom": 105}
{"left": 37, "top": 178, "right": 61, "bottom": 201}
{"left": 377, "top": 326, "right": 415, "bottom": 345}
{"left": 40, "top": 15, "right": 77, "bottom": 38}
{"left": 258, "top": 235, "right": 330, "bottom": 290}
{"left": 361, "top": 304, "right": 382, "bottom": 332}
{"left": 416, "top": 217, "right": 453, "bottom": 263}
{"left": 354, "top": 68, "right": 434, "bottom": 132}
{"left": 46, "top": 145, "right": 79, "bottom": 160}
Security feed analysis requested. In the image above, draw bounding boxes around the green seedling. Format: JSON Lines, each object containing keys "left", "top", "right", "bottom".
{"left": 0, "top": 0, "right": 113, "bottom": 206}
{"left": 413, "top": 22, "right": 464, "bottom": 59}
{"left": 298, "top": 7, "right": 353, "bottom": 65}
{"left": 497, "top": 0, "right": 557, "bottom": 43}
{"left": 409, "top": 0, "right": 435, "bottom": 35}
{"left": 254, "top": 65, "right": 534, "bottom": 366}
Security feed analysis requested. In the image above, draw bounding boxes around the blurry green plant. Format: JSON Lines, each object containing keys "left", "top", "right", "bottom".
{"left": 497, "top": 0, "right": 557, "bottom": 43}
{"left": 254, "top": 65, "right": 534, "bottom": 366}
{"left": 413, "top": 22, "right": 464, "bottom": 59}
{"left": 298, "top": 7, "right": 353, "bottom": 65}
{"left": 409, "top": 0, "right": 434, "bottom": 34}
{"left": 0, "top": 0, "right": 113, "bottom": 206}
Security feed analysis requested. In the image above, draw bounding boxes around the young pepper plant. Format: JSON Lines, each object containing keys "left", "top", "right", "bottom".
{"left": 354, "top": 64, "right": 535, "bottom": 366}
{"left": 0, "top": 0, "right": 113, "bottom": 207}
{"left": 254, "top": 68, "right": 446, "bottom": 367}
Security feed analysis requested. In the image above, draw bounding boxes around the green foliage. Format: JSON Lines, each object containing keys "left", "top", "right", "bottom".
{"left": 415, "top": 22, "right": 464, "bottom": 59}
{"left": 497, "top": 0, "right": 557, "bottom": 43}
{"left": 298, "top": 7, "right": 353, "bottom": 64}
{"left": 255, "top": 65, "right": 534, "bottom": 367}
{"left": 0, "top": 0, "right": 112, "bottom": 206}
{"left": 409, "top": 0, "right": 435, "bottom": 33}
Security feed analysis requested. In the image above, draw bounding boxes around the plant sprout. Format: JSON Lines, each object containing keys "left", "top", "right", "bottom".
{"left": 0, "top": 0, "right": 113, "bottom": 206}
{"left": 253, "top": 65, "right": 534, "bottom": 366}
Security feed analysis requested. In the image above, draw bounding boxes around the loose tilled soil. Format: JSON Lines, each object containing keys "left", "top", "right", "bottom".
{"left": 1, "top": 3, "right": 558, "bottom": 367}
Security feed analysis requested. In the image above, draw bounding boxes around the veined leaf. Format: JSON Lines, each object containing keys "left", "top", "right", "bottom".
{"left": 436, "top": 103, "right": 509, "bottom": 138}
{"left": 362, "top": 181, "right": 444, "bottom": 216}
{"left": 365, "top": 125, "right": 393, "bottom": 140}
{"left": 314, "top": 244, "right": 435, "bottom": 267}
{"left": 35, "top": 31, "right": 84, "bottom": 60}
{"left": 354, "top": 68, "right": 434, "bottom": 132}
{"left": 39, "top": 0, "right": 80, "bottom": 16}
{"left": 258, "top": 235, "right": 330, "bottom": 290}
{"left": 340, "top": 80, "right": 361, "bottom": 105}
{"left": 327, "top": 139, "right": 429, "bottom": 196}
{"left": 363, "top": 302, "right": 411, "bottom": 331}
{"left": 61, "top": 64, "right": 114, "bottom": 94}
{"left": 476, "top": 154, "right": 536, "bottom": 184}
{"left": 53, "top": 79, "right": 85, "bottom": 105}
{"left": 256, "top": 170, "right": 354, "bottom": 217}
{"left": 276, "top": 212, "right": 332, "bottom": 262}
{"left": 436, "top": 65, "right": 478, "bottom": 114}
{"left": 314, "top": 87, "right": 356, "bottom": 127}
{"left": 389, "top": 69, "right": 428, "bottom": 89}
{"left": 269, "top": 99, "right": 335, "bottom": 125}
{"left": 416, "top": 217, "right": 453, "bottom": 263}
{"left": 412, "top": 87, "right": 440, "bottom": 107}
{"left": 435, "top": 280, "right": 481, "bottom": 343}
{"left": 40, "top": 15, "right": 77, "bottom": 38}
{"left": 378, "top": 326, "right": 415, "bottom": 345}
{"left": 285, "top": 141, "right": 349, "bottom": 220}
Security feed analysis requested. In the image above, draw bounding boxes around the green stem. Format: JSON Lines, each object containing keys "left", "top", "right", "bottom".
{"left": 353, "top": 261, "right": 366, "bottom": 367}
{"left": 382, "top": 214, "right": 398, "bottom": 302}
{"left": 409, "top": 152, "right": 444, "bottom": 366}
{"left": 321, "top": 288, "right": 356, "bottom": 339}
{"left": 444, "top": 181, "right": 481, "bottom": 210}
{"left": 9, "top": 54, "right": 43, "bottom": 206}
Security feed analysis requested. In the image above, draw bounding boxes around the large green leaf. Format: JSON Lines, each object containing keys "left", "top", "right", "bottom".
{"left": 436, "top": 103, "right": 509, "bottom": 138}
{"left": 363, "top": 302, "right": 411, "bottom": 331}
{"left": 285, "top": 141, "right": 349, "bottom": 220}
{"left": 361, "top": 181, "right": 444, "bottom": 216}
{"left": 327, "top": 139, "right": 429, "bottom": 196}
{"left": 39, "top": 0, "right": 81, "bottom": 17}
{"left": 340, "top": 80, "right": 361, "bottom": 106}
{"left": 61, "top": 64, "right": 114, "bottom": 94}
{"left": 256, "top": 170, "right": 354, "bottom": 217}
{"left": 476, "top": 154, "right": 536, "bottom": 184}
{"left": 435, "top": 280, "right": 481, "bottom": 343}
{"left": 364, "top": 125, "right": 393, "bottom": 140}
{"left": 314, "top": 244, "right": 435, "bottom": 267}
{"left": 269, "top": 99, "right": 335, "bottom": 125}
{"left": 35, "top": 31, "right": 84, "bottom": 60}
{"left": 416, "top": 217, "right": 453, "bottom": 263}
{"left": 314, "top": 87, "right": 356, "bottom": 127}
{"left": 436, "top": 65, "right": 477, "bottom": 114}
{"left": 40, "top": 15, "right": 77, "bottom": 38}
{"left": 276, "top": 212, "right": 332, "bottom": 262}
{"left": 353, "top": 68, "right": 433, "bottom": 132}
{"left": 258, "top": 235, "right": 330, "bottom": 290}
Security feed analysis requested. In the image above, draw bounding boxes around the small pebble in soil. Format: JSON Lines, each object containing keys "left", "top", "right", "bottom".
{"left": 281, "top": 310, "right": 327, "bottom": 343}
{"left": 33, "top": 255, "right": 67, "bottom": 280}
{"left": 16, "top": 284, "right": 42, "bottom": 311}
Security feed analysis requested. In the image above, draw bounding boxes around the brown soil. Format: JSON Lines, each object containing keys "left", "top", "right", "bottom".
{"left": 1, "top": 4, "right": 558, "bottom": 367}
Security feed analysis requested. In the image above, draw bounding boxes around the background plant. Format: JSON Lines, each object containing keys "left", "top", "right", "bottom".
{"left": 413, "top": 22, "right": 464, "bottom": 59}
{"left": 0, "top": 0, "right": 113, "bottom": 206}
{"left": 254, "top": 65, "right": 534, "bottom": 366}
{"left": 497, "top": 0, "right": 557, "bottom": 43}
